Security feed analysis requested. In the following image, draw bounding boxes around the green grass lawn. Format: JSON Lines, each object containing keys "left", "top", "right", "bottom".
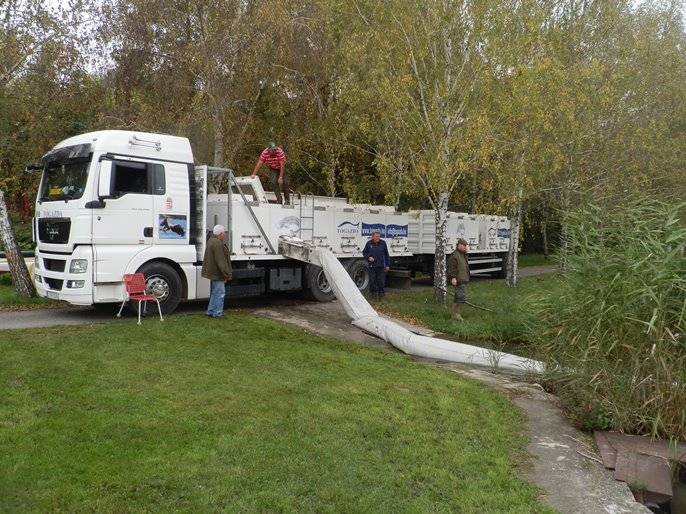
{"left": 379, "top": 275, "right": 558, "bottom": 357}
{"left": 0, "top": 275, "right": 55, "bottom": 311}
{"left": 518, "top": 254, "right": 555, "bottom": 268}
{"left": 0, "top": 313, "right": 552, "bottom": 513}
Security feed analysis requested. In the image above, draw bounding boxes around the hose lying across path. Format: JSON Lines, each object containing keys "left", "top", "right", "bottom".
{"left": 312, "top": 247, "right": 544, "bottom": 374}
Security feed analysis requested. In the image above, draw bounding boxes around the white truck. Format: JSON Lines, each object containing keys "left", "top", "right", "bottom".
{"left": 31, "top": 130, "right": 511, "bottom": 313}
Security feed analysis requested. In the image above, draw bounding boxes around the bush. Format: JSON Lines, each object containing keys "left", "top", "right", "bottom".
{"left": 531, "top": 195, "right": 686, "bottom": 439}
{"left": 0, "top": 220, "right": 34, "bottom": 253}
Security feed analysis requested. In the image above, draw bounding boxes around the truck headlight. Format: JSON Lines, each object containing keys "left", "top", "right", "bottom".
{"left": 67, "top": 280, "right": 85, "bottom": 288}
{"left": 69, "top": 259, "right": 88, "bottom": 273}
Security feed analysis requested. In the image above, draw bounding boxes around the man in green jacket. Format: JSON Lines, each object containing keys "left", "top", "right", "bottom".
{"left": 202, "top": 225, "right": 232, "bottom": 318}
{"left": 447, "top": 238, "right": 470, "bottom": 321}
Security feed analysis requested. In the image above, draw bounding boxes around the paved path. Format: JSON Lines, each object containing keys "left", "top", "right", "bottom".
{"left": 0, "top": 266, "right": 558, "bottom": 330}
{"left": 0, "top": 295, "right": 302, "bottom": 330}
{"left": 519, "top": 264, "right": 557, "bottom": 277}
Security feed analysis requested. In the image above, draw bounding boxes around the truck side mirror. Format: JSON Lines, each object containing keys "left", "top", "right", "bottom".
{"left": 25, "top": 160, "right": 43, "bottom": 173}
{"left": 98, "top": 160, "right": 113, "bottom": 198}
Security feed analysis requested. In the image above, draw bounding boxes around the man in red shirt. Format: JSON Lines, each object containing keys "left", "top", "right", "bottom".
{"left": 251, "top": 142, "right": 289, "bottom": 204}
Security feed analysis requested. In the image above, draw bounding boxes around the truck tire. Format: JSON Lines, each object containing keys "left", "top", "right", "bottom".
{"left": 345, "top": 258, "right": 370, "bottom": 295}
{"left": 129, "top": 261, "right": 183, "bottom": 315}
{"left": 303, "top": 264, "right": 335, "bottom": 302}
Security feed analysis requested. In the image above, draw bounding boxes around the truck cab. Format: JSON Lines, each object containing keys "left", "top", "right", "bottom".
{"left": 33, "top": 130, "right": 197, "bottom": 312}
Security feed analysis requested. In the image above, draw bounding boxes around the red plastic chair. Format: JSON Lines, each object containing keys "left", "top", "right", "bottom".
{"left": 116, "top": 273, "right": 164, "bottom": 325}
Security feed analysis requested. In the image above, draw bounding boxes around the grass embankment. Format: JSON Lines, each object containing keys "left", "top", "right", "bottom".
{"left": 0, "top": 314, "right": 551, "bottom": 513}
{"left": 378, "top": 275, "right": 555, "bottom": 356}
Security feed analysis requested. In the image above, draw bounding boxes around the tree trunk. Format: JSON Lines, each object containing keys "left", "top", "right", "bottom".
{"left": 541, "top": 220, "right": 549, "bottom": 259}
{"left": 213, "top": 107, "right": 224, "bottom": 167}
{"left": 559, "top": 190, "right": 570, "bottom": 271}
{"left": 0, "top": 190, "right": 35, "bottom": 297}
{"left": 209, "top": 107, "right": 225, "bottom": 193}
{"left": 433, "top": 191, "right": 449, "bottom": 302}
{"left": 506, "top": 197, "right": 523, "bottom": 288}
{"left": 471, "top": 172, "right": 478, "bottom": 213}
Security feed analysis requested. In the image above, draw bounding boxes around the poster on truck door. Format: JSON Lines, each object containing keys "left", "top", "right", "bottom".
{"left": 158, "top": 214, "right": 187, "bottom": 239}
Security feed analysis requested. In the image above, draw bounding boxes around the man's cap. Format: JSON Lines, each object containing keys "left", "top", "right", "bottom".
{"left": 213, "top": 224, "right": 226, "bottom": 235}
{"left": 268, "top": 142, "right": 277, "bottom": 150}
{"left": 457, "top": 238, "right": 468, "bottom": 246}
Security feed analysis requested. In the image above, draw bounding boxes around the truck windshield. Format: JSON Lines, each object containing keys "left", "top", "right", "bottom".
{"left": 38, "top": 144, "right": 92, "bottom": 202}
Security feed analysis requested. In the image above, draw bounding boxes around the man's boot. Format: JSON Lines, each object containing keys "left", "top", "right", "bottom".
{"left": 451, "top": 303, "right": 463, "bottom": 321}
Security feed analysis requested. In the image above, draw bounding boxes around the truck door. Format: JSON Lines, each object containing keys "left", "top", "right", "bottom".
{"left": 92, "top": 158, "right": 154, "bottom": 282}
{"left": 152, "top": 162, "right": 190, "bottom": 246}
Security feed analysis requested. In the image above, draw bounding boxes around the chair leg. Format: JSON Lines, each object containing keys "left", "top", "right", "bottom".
{"left": 137, "top": 300, "right": 142, "bottom": 325}
{"left": 116, "top": 299, "right": 126, "bottom": 318}
{"left": 156, "top": 299, "right": 164, "bottom": 322}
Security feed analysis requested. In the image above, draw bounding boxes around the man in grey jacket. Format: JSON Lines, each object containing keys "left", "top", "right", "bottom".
{"left": 201, "top": 225, "right": 232, "bottom": 318}
{"left": 447, "top": 238, "right": 470, "bottom": 321}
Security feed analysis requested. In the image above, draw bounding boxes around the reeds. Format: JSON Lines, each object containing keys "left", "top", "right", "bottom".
{"left": 531, "top": 195, "right": 686, "bottom": 439}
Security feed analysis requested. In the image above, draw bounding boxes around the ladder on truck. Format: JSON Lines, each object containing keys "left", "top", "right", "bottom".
{"left": 202, "top": 166, "right": 276, "bottom": 255}
{"left": 298, "top": 194, "right": 315, "bottom": 243}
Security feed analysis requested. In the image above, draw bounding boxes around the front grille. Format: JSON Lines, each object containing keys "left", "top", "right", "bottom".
{"left": 44, "top": 278, "right": 64, "bottom": 291}
{"left": 43, "top": 258, "right": 66, "bottom": 272}
{"left": 38, "top": 218, "right": 71, "bottom": 244}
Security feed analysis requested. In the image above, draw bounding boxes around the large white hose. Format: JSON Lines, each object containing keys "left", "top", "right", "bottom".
{"left": 314, "top": 247, "right": 544, "bottom": 374}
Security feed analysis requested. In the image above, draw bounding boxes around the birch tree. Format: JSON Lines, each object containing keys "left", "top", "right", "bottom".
{"left": 342, "top": 0, "right": 498, "bottom": 301}
{"left": 0, "top": 0, "right": 94, "bottom": 297}
{"left": 0, "top": 190, "right": 34, "bottom": 296}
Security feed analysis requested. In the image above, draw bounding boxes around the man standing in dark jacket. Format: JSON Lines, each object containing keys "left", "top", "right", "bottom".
{"left": 447, "top": 238, "right": 470, "bottom": 320}
{"left": 362, "top": 230, "right": 390, "bottom": 300}
{"left": 201, "top": 225, "right": 232, "bottom": 318}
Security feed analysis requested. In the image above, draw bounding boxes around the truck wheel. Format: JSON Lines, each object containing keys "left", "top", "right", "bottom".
{"left": 129, "top": 261, "right": 182, "bottom": 315}
{"left": 303, "top": 264, "right": 335, "bottom": 302}
{"left": 345, "top": 259, "right": 370, "bottom": 295}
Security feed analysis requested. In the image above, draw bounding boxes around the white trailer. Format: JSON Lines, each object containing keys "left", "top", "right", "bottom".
{"left": 31, "top": 130, "right": 510, "bottom": 313}
{"left": 404, "top": 210, "right": 510, "bottom": 277}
